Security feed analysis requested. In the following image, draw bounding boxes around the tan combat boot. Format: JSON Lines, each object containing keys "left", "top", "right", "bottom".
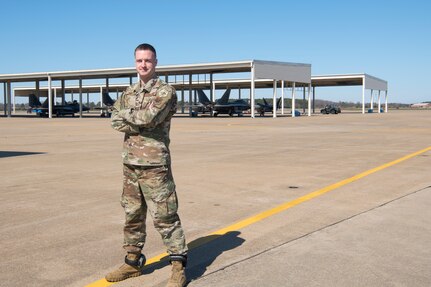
{"left": 105, "top": 253, "right": 145, "bottom": 282}
{"left": 166, "top": 261, "right": 187, "bottom": 287}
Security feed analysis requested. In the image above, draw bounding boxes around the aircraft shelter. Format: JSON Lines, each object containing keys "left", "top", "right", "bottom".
{"left": 0, "top": 60, "right": 388, "bottom": 118}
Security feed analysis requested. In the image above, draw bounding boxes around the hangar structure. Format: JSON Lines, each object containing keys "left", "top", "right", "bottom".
{"left": 0, "top": 59, "right": 387, "bottom": 118}
{"left": 312, "top": 73, "right": 388, "bottom": 114}
{"left": 203, "top": 73, "right": 388, "bottom": 115}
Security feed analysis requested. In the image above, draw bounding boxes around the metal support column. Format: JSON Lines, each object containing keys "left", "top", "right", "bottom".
{"left": 273, "top": 80, "right": 277, "bottom": 118}
{"left": 99, "top": 87, "right": 103, "bottom": 108}
{"left": 378, "top": 90, "right": 381, "bottom": 113}
{"left": 291, "top": 82, "right": 296, "bottom": 117}
{"left": 79, "top": 78, "right": 83, "bottom": 118}
{"left": 312, "top": 86, "right": 315, "bottom": 114}
{"left": 12, "top": 85, "right": 15, "bottom": 115}
{"left": 3, "top": 83, "right": 6, "bottom": 116}
{"left": 61, "top": 79, "right": 65, "bottom": 105}
{"left": 188, "top": 74, "right": 192, "bottom": 116}
{"left": 211, "top": 81, "right": 216, "bottom": 102}
{"left": 251, "top": 64, "right": 255, "bottom": 118}
{"left": 211, "top": 81, "right": 216, "bottom": 117}
{"left": 281, "top": 80, "right": 285, "bottom": 115}
{"left": 87, "top": 92, "right": 90, "bottom": 113}
{"left": 302, "top": 86, "right": 306, "bottom": 114}
{"left": 370, "top": 89, "right": 374, "bottom": 111}
{"left": 48, "top": 74, "right": 52, "bottom": 118}
{"left": 6, "top": 81, "right": 12, "bottom": 117}
{"left": 362, "top": 78, "right": 365, "bottom": 114}
{"left": 308, "top": 83, "right": 311, "bottom": 116}
{"left": 54, "top": 88, "right": 57, "bottom": 107}
{"left": 106, "top": 78, "right": 109, "bottom": 96}
{"left": 36, "top": 80, "right": 40, "bottom": 104}
{"left": 181, "top": 88, "right": 185, "bottom": 113}
{"left": 210, "top": 73, "right": 214, "bottom": 103}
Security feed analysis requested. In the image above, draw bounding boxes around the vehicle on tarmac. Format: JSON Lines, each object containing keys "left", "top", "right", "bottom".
{"left": 320, "top": 104, "right": 341, "bottom": 114}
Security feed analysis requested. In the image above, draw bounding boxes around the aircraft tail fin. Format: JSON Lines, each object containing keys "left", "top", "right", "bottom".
{"left": 102, "top": 93, "right": 116, "bottom": 106}
{"left": 29, "top": 94, "right": 42, "bottom": 107}
{"left": 263, "top": 98, "right": 269, "bottom": 106}
{"left": 41, "top": 98, "right": 49, "bottom": 108}
{"left": 276, "top": 97, "right": 282, "bottom": 109}
{"left": 197, "top": 89, "right": 212, "bottom": 105}
{"left": 216, "top": 88, "right": 231, "bottom": 104}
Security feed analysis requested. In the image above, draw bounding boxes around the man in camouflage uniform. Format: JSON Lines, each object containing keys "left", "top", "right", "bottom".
{"left": 105, "top": 43, "right": 187, "bottom": 287}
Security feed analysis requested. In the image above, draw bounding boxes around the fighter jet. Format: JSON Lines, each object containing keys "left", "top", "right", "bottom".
{"left": 190, "top": 89, "right": 216, "bottom": 116}
{"left": 29, "top": 94, "right": 89, "bottom": 117}
{"left": 95, "top": 92, "right": 116, "bottom": 117}
{"left": 256, "top": 97, "right": 282, "bottom": 116}
{"left": 28, "top": 94, "right": 43, "bottom": 109}
{"left": 193, "top": 89, "right": 250, "bottom": 117}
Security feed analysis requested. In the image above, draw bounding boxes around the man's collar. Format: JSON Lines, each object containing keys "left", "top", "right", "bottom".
{"left": 139, "top": 77, "right": 157, "bottom": 93}
{"left": 139, "top": 76, "right": 158, "bottom": 93}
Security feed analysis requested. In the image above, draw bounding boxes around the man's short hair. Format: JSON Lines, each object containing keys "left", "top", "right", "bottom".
{"left": 135, "top": 43, "right": 157, "bottom": 58}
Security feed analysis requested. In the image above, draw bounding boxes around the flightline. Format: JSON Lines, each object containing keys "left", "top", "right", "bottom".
{"left": 85, "top": 146, "right": 431, "bottom": 287}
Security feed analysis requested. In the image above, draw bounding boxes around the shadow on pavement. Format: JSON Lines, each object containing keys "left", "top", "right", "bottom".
{"left": 0, "top": 151, "right": 46, "bottom": 158}
{"left": 142, "top": 231, "right": 245, "bottom": 283}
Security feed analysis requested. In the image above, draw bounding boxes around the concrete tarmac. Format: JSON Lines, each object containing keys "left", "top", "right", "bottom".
{"left": 0, "top": 110, "right": 430, "bottom": 287}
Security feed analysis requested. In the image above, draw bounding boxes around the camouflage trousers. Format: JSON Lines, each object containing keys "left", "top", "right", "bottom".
{"left": 121, "top": 163, "right": 187, "bottom": 255}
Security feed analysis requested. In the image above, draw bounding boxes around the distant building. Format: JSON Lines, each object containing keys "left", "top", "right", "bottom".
{"left": 411, "top": 102, "right": 431, "bottom": 108}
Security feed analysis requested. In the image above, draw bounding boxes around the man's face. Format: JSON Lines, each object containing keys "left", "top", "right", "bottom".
{"left": 135, "top": 49, "right": 157, "bottom": 83}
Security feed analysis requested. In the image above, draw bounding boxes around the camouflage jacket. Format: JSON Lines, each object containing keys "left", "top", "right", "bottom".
{"left": 111, "top": 77, "right": 177, "bottom": 166}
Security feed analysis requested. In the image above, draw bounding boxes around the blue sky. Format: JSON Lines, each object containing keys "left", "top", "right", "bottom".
{"left": 1, "top": 0, "right": 430, "bottom": 104}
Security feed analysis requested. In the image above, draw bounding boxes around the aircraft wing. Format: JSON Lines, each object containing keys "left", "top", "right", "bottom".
{"left": 32, "top": 106, "right": 76, "bottom": 117}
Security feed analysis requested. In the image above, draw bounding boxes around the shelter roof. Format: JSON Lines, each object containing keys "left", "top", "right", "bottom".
{"left": 0, "top": 60, "right": 311, "bottom": 83}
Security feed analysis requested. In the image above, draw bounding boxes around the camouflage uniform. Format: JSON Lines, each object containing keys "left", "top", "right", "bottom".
{"left": 111, "top": 77, "right": 187, "bottom": 256}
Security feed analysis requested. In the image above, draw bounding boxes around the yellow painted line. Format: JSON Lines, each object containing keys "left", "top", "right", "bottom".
{"left": 85, "top": 279, "right": 114, "bottom": 287}
{"left": 210, "top": 146, "right": 431, "bottom": 235}
{"left": 85, "top": 253, "right": 169, "bottom": 287}
{"left": 85, "top": 146, "right": 431, "bottom": 287}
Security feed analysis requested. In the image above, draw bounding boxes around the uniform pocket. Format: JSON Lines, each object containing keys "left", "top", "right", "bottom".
{"left": 153, "top": 189, "right": 178, "bottom": 218}
{"left": 139, "top": 166, "right": 178, "bottom": 219}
